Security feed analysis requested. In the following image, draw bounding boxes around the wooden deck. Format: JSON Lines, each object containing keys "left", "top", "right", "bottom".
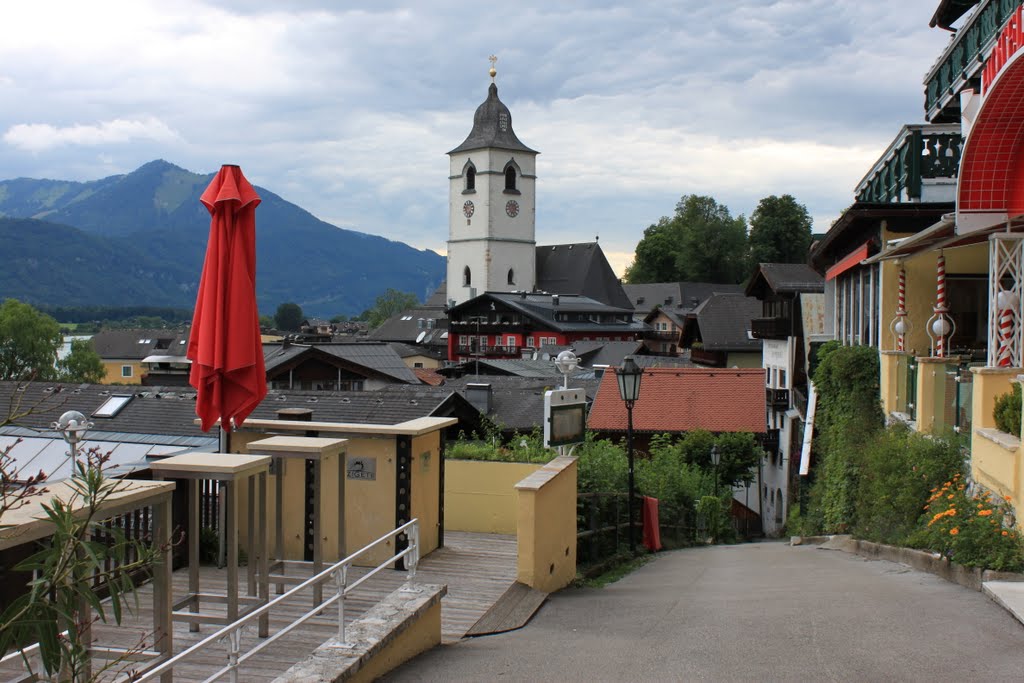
{"left": 0, "top": 531, "right": 516, "bottom": 682}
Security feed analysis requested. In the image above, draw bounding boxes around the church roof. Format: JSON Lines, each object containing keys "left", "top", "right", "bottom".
{"left": 535, "top": 242, "right": 633, "bottom": 310}
{"left": 449, "top": 83, "right": 538, "bottom": 155}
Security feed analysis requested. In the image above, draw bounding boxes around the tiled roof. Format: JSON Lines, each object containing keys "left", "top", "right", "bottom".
{"left": 534, "top": 243, "right": 633, "bottom": 310}
{"left": 693, "top": 294, "right": 762, "bottom": 351}
{"left": 446, "top": 376, "right": 601, "bottom": 432}
{"left": 746, "top": 263, "right": 824, "bottom": 297}
{"left": 413, "top": 368, "right": 446, "bottom": 386}
{"left": 367, "top": 307, "right": 447, "bottom": 347}
{"left": 263, "top": 342, "right": 419, "bottom": 384}
{"left": 90, "top": 329, "right": 190, "bottom": 361}
{"left": 456, "top": 292, "right": 645, "bottom": 334}
{"left": 587, "top": 368, "right": 766, "bottom": 434}
{"left": 624, "top": 282, "right": 744, "bottom": 318}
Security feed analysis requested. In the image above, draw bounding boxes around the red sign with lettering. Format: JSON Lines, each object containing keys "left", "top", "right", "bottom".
{"left": 984, "top": 6, "right": 1024, "bottom": 95}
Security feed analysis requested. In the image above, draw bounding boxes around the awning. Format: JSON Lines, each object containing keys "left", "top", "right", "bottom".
{"left": 142, "top": 355, "right": 191, "bottom": 364}
{"left": 825, "top": 241, "right": 871, "bottom": 281}
{"left": 862, "top": 216, "right": 955, "bottom": 264}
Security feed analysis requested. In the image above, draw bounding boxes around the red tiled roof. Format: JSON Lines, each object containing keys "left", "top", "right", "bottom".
{"left": 413, "top": 367, "right": 446, "bottom": 386}
{"left": 587, "top": 367, "right": 766, "bottom": 434}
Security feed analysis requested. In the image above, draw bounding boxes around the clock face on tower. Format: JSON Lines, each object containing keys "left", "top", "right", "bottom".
{"left": 505, "top": 200, "right": 520, "bottom": 218}
{"left": 463, "top": 200, "right": 475, "bottom": 218}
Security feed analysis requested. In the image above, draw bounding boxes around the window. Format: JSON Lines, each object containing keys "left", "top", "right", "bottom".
{"left": 465, "top": 166, "right": 476, "bottom": 191}
{"left": 94, "top": 394, "right": 132, "bottom": 418}
{"left": 506, "top": 336, "right": 516, "bottom": 347}
{"left": 121, "top": 365, "right": 133, "bottom": 378}
{"left": 507, "top": 268, "right": 515, "bottom": 285}
{"left": 479, "top": 335, "right": 488, "bottom": 351}
{"left": 414, "top": 362, "right": 424, "bottom": 368}
{"left": 504, "top": 166, "right": 516, "bottom": 191}
{"left": 463, "top": 266, "right": 472, "bottom": 286}
{"left": 527, "top": 337, "right": 535, "bottom": 347}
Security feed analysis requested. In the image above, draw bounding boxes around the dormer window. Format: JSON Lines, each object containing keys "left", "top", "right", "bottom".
{"left": 463, "top": 266, "right": 472, "bottom": 287}
{"left": 466, "top": 166, "right": 475, "bottom": 191}
{"left": 505, "top": 166, "right": 516, "bottom": 191}
{"left": 507, "top": 268, "right": 515, "bottom": 286}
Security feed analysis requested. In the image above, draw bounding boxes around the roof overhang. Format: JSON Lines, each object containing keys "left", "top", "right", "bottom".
{"left": 825, "top": 241, "right": 871, "bottom": 281}
{"left": 862, "top": 217, "right": 955, "bottom": 264}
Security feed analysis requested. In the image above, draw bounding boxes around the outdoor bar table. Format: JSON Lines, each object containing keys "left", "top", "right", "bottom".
{"left": 149, "top": 452, "right": 270, "bottom": 637}
{"left": 245, "top": 435, "right": 348, "bottom": 606}
{"left": 0, "top": 479, "right": 175, "bottom": 683}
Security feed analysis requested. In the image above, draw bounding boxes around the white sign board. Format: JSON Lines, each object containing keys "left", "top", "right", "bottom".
{"left": 544, "top": 388, "right": 587, "bottom": 448}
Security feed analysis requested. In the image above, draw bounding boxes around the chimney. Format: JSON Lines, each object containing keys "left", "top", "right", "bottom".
{"left": 277, "top": 407, "right": 313, "bottom": 421}
{"left": 427, "top": 318, "right": 435, "bottom": 329}
{"left": 520, "top": 291, "right": 527, "bottom": 300}
{"left": 465, "top": 383, "right": 492, "bottom": 414}
{"left": 552, "top": 294, "right": 560, "bottom": 306}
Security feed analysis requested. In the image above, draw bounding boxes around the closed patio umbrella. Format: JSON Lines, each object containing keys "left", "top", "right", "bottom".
{"left": 187, "top": 164, "right": 267, "bottom": 432}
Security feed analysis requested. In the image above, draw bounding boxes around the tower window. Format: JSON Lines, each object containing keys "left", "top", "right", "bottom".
{"left": 463, "top": 266, "right": 472, "bottom": 287}
{"left": 466, "top": 166, "right": 475, "bottom": 191}
{"left": 505, "top": 166, "right": 516, "bottom": 191}
{"left": 507, "top": 268, "right": 515, "bottom": 286}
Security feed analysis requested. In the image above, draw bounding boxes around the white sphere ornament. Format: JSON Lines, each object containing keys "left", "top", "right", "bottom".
{"left": 894, "top": 319, "right": 907, "bottom": 335}
{"left": 998, "top": 289, "right": 1016, "bottom": 311}
{"left": 932, "top": 317, "right": 951, "bottom": 337}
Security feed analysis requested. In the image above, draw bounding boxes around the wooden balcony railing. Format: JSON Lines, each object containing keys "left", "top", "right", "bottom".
{"left": 854, "top": 124, "right": 962, "bottom": 204}
{"left": 751, "top": 317, "right": 791, "bottom": 340}
{"left": 767, "top": 388, "right": 790, "bottom": 410}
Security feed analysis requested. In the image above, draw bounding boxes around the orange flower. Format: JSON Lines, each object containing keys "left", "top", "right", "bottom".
{"left": 948, "top": 495, "right": 955, "bottom": 500}
{"left": 950, "top": 528, "right": 960, "bottom": 536}
{"left": 979, "top": 509, "right": 994, "bottom": 517}
{"left": 958, "top": 485, "right": 965, "bottom": 491}
{"left": 1003, "top": 531, "right": 1010, "bottom": 537}
{"left": 1005, "top": 495, "right": 1013, "bottom": 503}
{"left": 978, "top": 503, "right": 984, "bottom": 509}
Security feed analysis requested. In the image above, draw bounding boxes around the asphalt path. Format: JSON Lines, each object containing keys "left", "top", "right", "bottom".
{"left": 384, "top": 541, "right": 1024, "bottom": 682}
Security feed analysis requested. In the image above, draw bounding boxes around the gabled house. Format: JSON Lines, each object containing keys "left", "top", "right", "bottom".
{"left": 680, "top": 294, "right": 762, "bottom": 368}
{"left": 642, "top": 306, "right": 686, "bottom": 356}
{"left": 367, "top": 306, "right": 448, "bottom": 357}
{"left": 623, "top": 281, "right": 744, "bottom": 319}
{"left": 263, "top": 341, "right": 419, "bottom": 391}
{"left": 446, "top": 292, "right": 646, "bottom": 362}
{"left": 746, "top": 263, "right": 825, "bottom": 535}
{"left": 89, "top": 329, "right": 191, "bottom": 385}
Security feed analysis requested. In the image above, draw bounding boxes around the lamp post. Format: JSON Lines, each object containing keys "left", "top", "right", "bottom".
{"left": 554, "top": 349, "right": 579, "bottom": 390}
{"left": 710, "top": 444, "right": 721, "bottom": 498}
{"left": 52, "top": 410, "right": 93, "bottom": 461}
{"left": 616, "top": 356, "right": 642, "bottom": 555}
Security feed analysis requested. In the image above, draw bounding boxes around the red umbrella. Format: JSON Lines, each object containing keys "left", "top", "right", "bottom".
{"left": 187, "top": 164, "right": 267, "bottom": 432}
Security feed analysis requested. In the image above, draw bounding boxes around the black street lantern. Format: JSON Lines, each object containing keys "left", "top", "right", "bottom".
{"left": 710, "top": 444, "right": 721, "bottom": 498}
{"left": 616, "top": 356, "right": 643, "bottom": 554}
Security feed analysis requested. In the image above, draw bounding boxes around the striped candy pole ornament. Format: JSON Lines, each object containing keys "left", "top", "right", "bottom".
{"left": 934, "top": 254, "right": 947, "bottom": 358}
{"left": 999, "top": 306, "right": 1013, "bottom": 366}
{"left": 896, "top": 267, "right": 907, "bottom": 352}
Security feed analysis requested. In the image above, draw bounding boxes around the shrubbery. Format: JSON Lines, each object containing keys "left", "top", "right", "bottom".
{"left": 993, "top": 383, "right": 1022, "bottom": 436}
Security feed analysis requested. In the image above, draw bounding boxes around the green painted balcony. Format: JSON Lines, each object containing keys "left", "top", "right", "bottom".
{"left": 924, "top": 0, "right": 1024, "bottom": 122}
{"left": 854, "top": 124, "right": 962, "bottom": 204}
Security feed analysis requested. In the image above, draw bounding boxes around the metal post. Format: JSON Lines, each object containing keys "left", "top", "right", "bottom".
{"left": 626, "top": 400, "right": 636, "bottom": 555}
{"left": 335, "top": 566, "right": 348, "bottom": 644}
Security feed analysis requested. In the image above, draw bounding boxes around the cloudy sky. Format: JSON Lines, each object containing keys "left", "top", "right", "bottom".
{"left": 0, "top": 1, "right": 953, "bottom": 275}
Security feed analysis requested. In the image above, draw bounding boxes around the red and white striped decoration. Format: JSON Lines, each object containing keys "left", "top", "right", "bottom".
{"left": 999, "top": 306, "right": 1013, "bottom": 366}
{"left": 935, "top": 254, "right": 947, "bottom": 358}
{"left": 897, "top": 267, "right": 906, "bottom": 352}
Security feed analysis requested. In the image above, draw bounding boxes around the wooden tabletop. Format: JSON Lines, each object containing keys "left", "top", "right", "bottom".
{"left": 149, "top": 452, "right": 271, "bottom": 478}
{"left": 245, "top": 435, "right": 348, "bottom": 457}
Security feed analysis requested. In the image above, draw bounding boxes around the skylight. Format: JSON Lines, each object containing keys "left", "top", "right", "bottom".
{"left": 93, "top": 394, "right": 133, "bottom": 418}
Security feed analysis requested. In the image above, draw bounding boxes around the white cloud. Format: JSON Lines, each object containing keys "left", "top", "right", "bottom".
{"left": 3, "top": 117, "right": 180, "bottom": 152}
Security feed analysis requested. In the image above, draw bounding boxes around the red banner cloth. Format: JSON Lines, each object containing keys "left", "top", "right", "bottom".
{"left": 642, "top": 495, "right": 662, "bottom": 552}
{"left": 188, "top": 165, "right": 267, "bottom": 432}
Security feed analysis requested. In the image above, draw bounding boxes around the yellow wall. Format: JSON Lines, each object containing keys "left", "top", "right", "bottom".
{"left": 726, "top": 352, "right": 763, "bottom": 369}
{"left": 879, "top": 351, "right": 910, "bottom": 415}
{"left": 411, "top": 432, "right": 441, "bottom": 555}
{"left": 515, "top": 456, "right": 578, "bottom": 593}
{"left": 101, "top": 360, "right": 142, "bottom": 384}
{"left": 341, "top": 438, "right": 398, "bottom": 566}
{"left": 915, "top": 357, "right": 959, "bottom": 434}
{"left": 972, "top": 431, "right": 1020, "bottom": 505}
{"left": 878, "top": 236, "right": 987, "bottom": 356}
{"left": 402, "top": 355, "right": 442, "bottom": 370}
{"left": 349, "top": 600, "right": 442, "bottom": 683}
{"left": 445, "top": 460, "right": 542, "bottom": 534}
{"left": 970, "top": 367, "right": 1020, "bottom": 431}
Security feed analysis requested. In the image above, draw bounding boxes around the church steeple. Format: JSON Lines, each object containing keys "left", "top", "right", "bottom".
{"left": 446, "top": 62, "right": 539, "bottom": 306}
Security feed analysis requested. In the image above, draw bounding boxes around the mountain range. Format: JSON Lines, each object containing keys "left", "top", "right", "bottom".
{"left": 0, "top": 160, "right": 445, "bottom": 317}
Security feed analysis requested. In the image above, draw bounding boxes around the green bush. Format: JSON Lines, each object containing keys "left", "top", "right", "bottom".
{"left": 907, "top": 477, "right": 1024, "bottom": 571}
{"left": 993, "top": 383, "right": 1022, "bottom": 436}
{"left": 853, "top": 425, "right": 963, "bottom": 545}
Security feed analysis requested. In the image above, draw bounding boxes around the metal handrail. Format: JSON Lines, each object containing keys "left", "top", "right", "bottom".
{"left": 133, "top": 519, "right": 421, "bottom": 683}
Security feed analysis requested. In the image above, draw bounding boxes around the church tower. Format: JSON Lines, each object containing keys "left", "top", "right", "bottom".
{"left": 447, "top": 62, "right": 538, "bottom": 306}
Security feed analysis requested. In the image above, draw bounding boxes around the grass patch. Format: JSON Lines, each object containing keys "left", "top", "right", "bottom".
{"left": 574, "top": 553, "right": 652, "bottom": 588}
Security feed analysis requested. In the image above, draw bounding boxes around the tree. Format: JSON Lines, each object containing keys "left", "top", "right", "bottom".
{"left": 626, "top": 195, "right": 748, "bottom": 284}
{"left": 0, "top": 299, "right": 62, "bottom": 381}
{"left": 274, "top": 302, "right": 303, "bottom": 331}
{"left": 57, "top": 339, "right": 105, "bottom": 384}
{"left": 365, "top": 289, "right": 420, "bottom": 330}
{"left": 748, "top": 194, "right": 813, "bottom": 266}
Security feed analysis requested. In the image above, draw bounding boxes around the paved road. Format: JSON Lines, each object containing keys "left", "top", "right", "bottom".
{"left": 385, "top": 541, "right": 1024, "bottom": 682}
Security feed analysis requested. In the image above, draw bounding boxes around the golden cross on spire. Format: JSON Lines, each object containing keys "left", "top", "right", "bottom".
{"left": 488, "top": 55, "right": 498, "bottom": 82}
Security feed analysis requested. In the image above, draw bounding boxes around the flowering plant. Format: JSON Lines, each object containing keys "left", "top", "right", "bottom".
{"left": 912, "top": 475, "right": 1024, "bottom": 571}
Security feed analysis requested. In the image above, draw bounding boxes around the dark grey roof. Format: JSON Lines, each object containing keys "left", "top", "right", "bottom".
{"left": 535, "top": 243, "right": 633, "bottom": 310}
{"left": 449, "top": 83, "right": 538, "bottom": 155}
{"left": 424, "top": 281, "right": 448, "bottom": 308}
{"left": 746, "top": 263, "right": 825, "bottom": 297}
{"left": 633, "top": 353, "right": 698, "bottom": 369}
{"left": 263, "top": 342, "right": 419, "bottom": 384}
{"left": 446, "top": 376, "right": 600, "bottom": 432}
{"left": 388, "top": 342, "right": 444, "bottom": 361}
{"left": 468, "top": 358, "right": 566, "bottom": 379}
{"left": 544, "top": 340, "right": 645, "bottom": 368}
{"left": 624, "top": 282, "right": 745, "bottom": 318}
{"left": 90, "top": 329, "right": 190, "bottom": 360}
{"left": 0, "top": 381, "right": 473, "bottom": 442}
{"left": 693, "top": 294, "right": 762, "bottom": 352}
{"left": 462, "top": 292, "right": 646, "bottom": 334}
{"left": 367, "top": 307, "right": 447, "bottom": 347}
